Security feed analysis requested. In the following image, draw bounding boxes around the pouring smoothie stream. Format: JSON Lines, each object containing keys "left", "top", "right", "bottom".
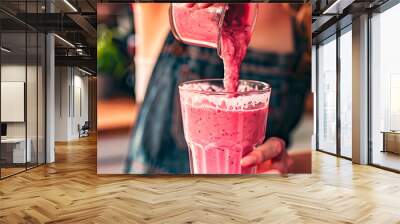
{"left": 220, "top": 4, "right": 253, "bottom": 91}
{"left": 171, "top": 3, "right": 254, "bottom": 91}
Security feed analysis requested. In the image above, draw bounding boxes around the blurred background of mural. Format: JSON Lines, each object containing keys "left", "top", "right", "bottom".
{"left": 97, "top": 4, "right": 137, "bottom": 173}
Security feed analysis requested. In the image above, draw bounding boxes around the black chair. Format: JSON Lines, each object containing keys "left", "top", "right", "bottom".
{"left": 79, "top": 121, "right": 90, "bottom": 138}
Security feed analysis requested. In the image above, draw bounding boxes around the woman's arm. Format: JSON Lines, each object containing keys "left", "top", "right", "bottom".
{"left": 134, "top": 3, "right": 170, "bottom": 59}
{"left": 133, "top": 3, "right": 170, "bottom": 103}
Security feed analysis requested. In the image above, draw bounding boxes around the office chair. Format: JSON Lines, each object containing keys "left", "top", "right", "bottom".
{"left": 79, "top": 121, "right": 90, "bottom": 138}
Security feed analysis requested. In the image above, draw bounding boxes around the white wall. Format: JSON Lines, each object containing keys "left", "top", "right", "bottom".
{"left": 1, "top": 82, "right": 25, "bottom": 122}
{"left": 1, "top": 64, "right": 26, "bottom": 81}
{"left": 72, "top": 73, "right": 89, "bottom": 138}
{"left": 54, "top": 66, "right": 89, "bottom": 141}
{"left": 55, "top": 66, "right": 70, "bottom": 141}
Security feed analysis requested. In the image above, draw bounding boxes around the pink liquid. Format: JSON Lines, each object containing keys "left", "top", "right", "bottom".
{"left": 181, "top": 92, "right": 269, "bottom": 174}
{"left": 220, "top": 4, "right": 253, "bottom": 92}
{"left": 173, "top": 5, "right": 221, "bottom": 48}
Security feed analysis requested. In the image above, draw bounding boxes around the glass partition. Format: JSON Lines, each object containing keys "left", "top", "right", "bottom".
{"left": 0, "top": 1, "right": 46, "bottom": 179}
{"left": 27, "top": 31, "right": 38, "bottom": 169}
{"left": 38, "top": 32, "right": 45, "bottom": 165}
{"left": 37, "top": 0, "right": 46, "bottom": 165}
{"left": 26, "top": 0, "right": 41, "bottom": 169}
{"left": 1, "top": 31, "right": 28, "bottom": 177}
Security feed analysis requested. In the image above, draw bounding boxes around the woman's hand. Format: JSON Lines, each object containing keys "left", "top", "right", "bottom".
{"left": 241, "top": 137, "right": 292, "bottom": 174}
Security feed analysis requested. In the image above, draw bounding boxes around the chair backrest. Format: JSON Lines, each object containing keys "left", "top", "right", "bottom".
{"left": 82, "top": 121, "right": 90, "bottom": 129}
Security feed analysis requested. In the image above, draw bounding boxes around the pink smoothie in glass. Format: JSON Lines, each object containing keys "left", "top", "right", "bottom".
{"left": 180, "top": 82, "right": 270, "bottom": 174}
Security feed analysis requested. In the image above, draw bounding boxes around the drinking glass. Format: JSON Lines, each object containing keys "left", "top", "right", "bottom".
{"left": 179, "top": 79, "right": 271, "bottom": 174}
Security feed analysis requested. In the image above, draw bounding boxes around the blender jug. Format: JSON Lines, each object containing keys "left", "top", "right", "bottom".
{"left": 169, "top": 3, "right": 258, "bottom": 56}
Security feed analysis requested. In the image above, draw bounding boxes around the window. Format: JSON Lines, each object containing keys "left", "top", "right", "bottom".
{"left": 370, "top": 3, "right": 400, "bottom": 171}
{"left": 339, "top": 27, "right": 352, "bottom": 158}
{"left": 317, "top": 36, "right": 337, "bottom": 154}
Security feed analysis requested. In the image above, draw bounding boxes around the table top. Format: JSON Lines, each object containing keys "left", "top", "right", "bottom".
{"left": 381, "top": 131, "right": 400, "bottom": 134}
{"left": 98, "top": 98, "right": 137, "bottom": 131}
{"left": 1, "top": 138, "right": 29, "bottom": 143}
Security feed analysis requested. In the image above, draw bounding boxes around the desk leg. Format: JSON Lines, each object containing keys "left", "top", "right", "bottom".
{"left": 382, "top": 133, "right": 386, "bottom": 153}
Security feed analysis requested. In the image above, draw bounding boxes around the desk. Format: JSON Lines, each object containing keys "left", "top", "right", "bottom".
{"left": 382, "top": 131, "right": 400, "bottom": 154}
{"left": 97, "top": 98, "right": 137, "bottom": 174}
{"left": 1, "top": 138, "right": 31, "bottom": 163}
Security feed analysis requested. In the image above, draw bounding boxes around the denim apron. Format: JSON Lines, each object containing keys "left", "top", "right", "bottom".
{"left": 126, "top": 18, "right": 310, "bottom": 174}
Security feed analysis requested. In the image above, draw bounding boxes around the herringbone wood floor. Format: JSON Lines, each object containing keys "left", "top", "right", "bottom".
{"left": 0, "top": 135, "right": 399, "bottom": 224}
